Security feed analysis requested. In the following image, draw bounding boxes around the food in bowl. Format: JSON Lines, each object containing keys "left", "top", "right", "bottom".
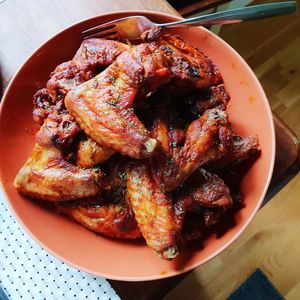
{"left": 13, "top": 30, "right": 260, "bottom": 260}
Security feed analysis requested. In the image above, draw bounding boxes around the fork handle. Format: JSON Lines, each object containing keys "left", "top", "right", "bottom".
{"left": 159, "top": 2, "right": 296, "bottom": 27}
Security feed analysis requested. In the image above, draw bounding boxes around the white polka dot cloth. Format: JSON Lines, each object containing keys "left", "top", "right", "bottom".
{"left": 0, "top": 189, "right": 120, "bottom": 300}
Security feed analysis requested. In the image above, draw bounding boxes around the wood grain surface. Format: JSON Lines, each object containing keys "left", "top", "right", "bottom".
{"left": 0, "top": 0, "right": 177, "bottom": 89}
{"left": 0, "top": 1, "right": 299, "bottom": 300}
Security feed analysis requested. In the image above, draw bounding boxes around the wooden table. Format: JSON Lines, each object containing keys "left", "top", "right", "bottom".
{"left": 1, "top": 1, "right": 299, "bottom": 299}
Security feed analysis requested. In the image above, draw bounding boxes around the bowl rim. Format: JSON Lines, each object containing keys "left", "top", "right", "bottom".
{"left": 0, "top": 10, "right": 276, "bottom": 281}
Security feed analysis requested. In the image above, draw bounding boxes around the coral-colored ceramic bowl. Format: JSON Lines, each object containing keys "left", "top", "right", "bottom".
{"left": 0, "top": 11, "right": 275, "bottom": 281}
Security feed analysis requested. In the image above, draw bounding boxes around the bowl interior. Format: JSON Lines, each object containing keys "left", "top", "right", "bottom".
{"left": 0, "top": 11, "right": 275, "bottom": 281}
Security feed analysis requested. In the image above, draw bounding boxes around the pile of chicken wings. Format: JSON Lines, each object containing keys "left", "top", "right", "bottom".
{"left": 14, "top": 31, "right": 260, "bottom": 260}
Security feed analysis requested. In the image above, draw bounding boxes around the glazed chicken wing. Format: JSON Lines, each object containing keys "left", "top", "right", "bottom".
{"left": 173, "top": 168, "right": 232, "bottom": 234}
{"left": 165, "top": 109, "right": 231, "bottom": 190}
{"left": 65, "top": 43, "right": 172, "bottom": 158}
{"left": 209, "top": 135, "right": 260, "bottom": 170}
{"left": 34, "top": 39, "right": 128, "bottom": 166}
{"left": 56, "top": 156, "right": 141, "bottom": 238}
{"left": 56, "top": 196, "right": 141, "bottom": 239}
{"left": 14, "top": 113, "right": 101, "bottom": 201}
{"left": 47, "top": 38, "right": 129, "bottom": 97}
{"left": 151, "top": 103, "right": 231, "bottom": 191}
{"left": 143, "top": 31, "right": 222, "bottom": 89}
{"left": 126, "top": 161, "right": 179, "bottom": 260}
{"left": 14, "top": 144, "right": 101, "bottom": 201}
{"left": 191, "top": 84, "right": 231, "bottom": 116}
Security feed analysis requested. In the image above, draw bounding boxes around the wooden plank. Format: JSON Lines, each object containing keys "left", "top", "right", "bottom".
{"left": 0, "top": 0, "right": 178, "bottom": 89}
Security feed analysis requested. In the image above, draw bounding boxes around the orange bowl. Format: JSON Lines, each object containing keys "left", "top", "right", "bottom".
{"left": 0, "top": 11, "right": 275, "bottom": 281}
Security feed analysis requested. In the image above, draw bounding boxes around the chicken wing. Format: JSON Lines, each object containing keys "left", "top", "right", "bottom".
{"left": 76, "top": 136, "right": 115, "bottom": 168}
{"left": 56, "top": 196, "right": 141, "bottom": 239}
{"left": 191, "top": 84, "right": 230, "bottom": 116}
{"left": 35, "top": 39, "right": 129, "bottom": 164}
{"left": 165, "top": 109, "right": 231, "bottom": 191}
{"left": 126, "top": 161, "right": 179, "bottom": 260}
{"left": 210, "top": 135, "right": 260, "bottom": 170}
{"left": 14, "top": 144, "right": 101, "bottom": 201}
{"left": 65, "top": 43, "right": 171, "bottom": 158}
{"left": 151, "top": 104, "right": 231, "bottom": 191}
{"left": 14, "top": 113, "right": 101, "bottom": 201}
{"left": 173, "top": 168, "right": 232, "bottom": 233}
{"left": 57, "top": 157, "right": 141, "bottom": 238}
{"left": 143, "top": 30, "right": 222, "bottom": 89}
{"left": 47, "top": 38, "right": 129, "bottom": 97}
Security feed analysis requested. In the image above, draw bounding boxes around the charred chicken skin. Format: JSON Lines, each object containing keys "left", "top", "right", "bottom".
{"left": 209, "top": 135, "right": 260, "bottom": 170}
{"left": 142, "top": 32, "right": 222, "bottom": 89}
{"left": 191, "top": 84, "right": 231, "bottom": 116}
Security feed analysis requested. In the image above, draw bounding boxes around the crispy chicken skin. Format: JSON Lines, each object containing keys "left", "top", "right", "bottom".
{"left": 14, "top": 114, "right": 101, "bottom": 201}
{"left": 47, "top": 39, "right": 129, "bottom": 97}
{"left": 36, "top": 39, "right": 129, "bottom": 165}
{"left": 33, "top": 88, "right": 60, "bottom": 125}
{"left": 150, "top": 34, "right": 222, "bottom": 89}
{"left": 76, "top": 137, "right": 115, "bottom": 168}
{"left": 36, "top": 111, "right": 80, "bottom": 153}
{"left": 56, "top": 157, "right": 141, "bottom": 239}
{"left": 14, "top": 144, "right": 101, "bottom": 201}
{"left": 126, "top": 161, "right": 179, "bottom": 260}
{"left": 56, "top": 196, "right": 141, "bottom": 239}
{"left": 65, "top": 43, "right": 171, "bottom": 158}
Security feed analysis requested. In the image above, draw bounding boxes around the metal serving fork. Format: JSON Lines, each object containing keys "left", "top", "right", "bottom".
{"left": 83, "top": 1, "right": 296, "bottom": 40}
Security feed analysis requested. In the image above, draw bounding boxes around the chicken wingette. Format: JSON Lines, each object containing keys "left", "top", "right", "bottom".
{"left": 34, "top": 39, "right": 129, "bottom": 166}
{"left": 143, "top": 32, "right": 222, "bottom": 89}
{"left": 14, "top": 113, "right": 101, "bottom": 201}
{"left": 47, "top": 38, "right": 129, "bottom": 97}
{"left": 126, "top": 161, "right": 179, "bottom": 260}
